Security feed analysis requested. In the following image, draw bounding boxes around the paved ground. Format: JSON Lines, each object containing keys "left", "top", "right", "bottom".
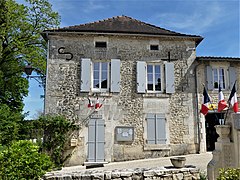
{"left": 60, "top": 152, "right": 212, "bottom": 174}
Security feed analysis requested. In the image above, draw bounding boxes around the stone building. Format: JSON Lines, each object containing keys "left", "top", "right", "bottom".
{"left": 42, "top": 16, "right": 240, "bottom": 166}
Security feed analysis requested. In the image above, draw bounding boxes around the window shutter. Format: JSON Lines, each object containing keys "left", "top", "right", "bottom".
{"left": 147, "top": 114, "right": 156, "bottom": 144}
{"left": 111, "top": 59, "right": 120, "bottom": 92}
{"left": 96, "top": 119, "right": 105, "bottom": 162}
{"left": 156, "top": 114, "right": 166, "bottom": 144}
{"left": 137, "top": 61, "right": 146, "bottom": 93}
{"left": 80, "top": 58, "right": 91, "bottom": 92}
{"left": 229, "top": 67, "right": 236, "bottom": 89}
{"left": 165, "top": 62, "right": 175, "bottom": 93}
{"left": 88, "top": 119, "right": 96, "bottom": 162}
{"left": 206, "top": 66, "right": 213, "bottom": 90}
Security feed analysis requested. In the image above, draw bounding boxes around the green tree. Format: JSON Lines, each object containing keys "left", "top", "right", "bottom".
{"left": 0, "top": 0, "right": 60, "bottom": 145}
{"left": 0, "top": 140, "right": 53, "bottom": 179}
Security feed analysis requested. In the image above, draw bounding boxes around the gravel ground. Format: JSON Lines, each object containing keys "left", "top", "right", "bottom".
{"left": 59, "top": 152, "right": 212, "bottom": 174}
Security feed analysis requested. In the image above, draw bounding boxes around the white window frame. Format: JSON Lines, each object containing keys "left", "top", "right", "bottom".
{"left": 92, "top": 61, "right": 110, "bottom": 92}
{"left": 146, "top": 63, "right": 163, "bottom": 93}
{"left": 212, "top": 66, "right": 228, "bottom": 90}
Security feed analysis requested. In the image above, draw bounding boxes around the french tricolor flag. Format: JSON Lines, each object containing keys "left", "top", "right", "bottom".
{"left": 95, "top": 97, "right": 103, "bottom": 110}
{"left": 228, "top": 82, "right": 238, "bottom": 113}
{"left": 87, "top": 97, "right": 94, "bottom": 108}
{"left": 200, "top": 87, "right": 211, "bottom": 116}
{"left": 217, "top": 85, "right": 227, "bottom": 112}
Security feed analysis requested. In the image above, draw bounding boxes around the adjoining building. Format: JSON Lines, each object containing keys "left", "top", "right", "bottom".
{"left": 42, "top": 16, "right": 240, "bottom": 166}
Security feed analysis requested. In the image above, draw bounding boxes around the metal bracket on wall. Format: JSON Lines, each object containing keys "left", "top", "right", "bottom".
{"left": 58, "top": 47, "right": 73, "bottom": 60}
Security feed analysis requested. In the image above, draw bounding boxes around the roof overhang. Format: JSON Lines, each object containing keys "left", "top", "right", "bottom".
{"left": 41, "top": 30, "right": 203, "bottom": 46}
{"left": 196, "top": 56, "right": 240, "bottom": 62}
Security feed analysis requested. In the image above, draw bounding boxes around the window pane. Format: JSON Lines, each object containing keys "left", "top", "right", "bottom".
{"left": 94, "top": 79, "right": 99, "bottom": 88}
{"left": 155, "top": 65, "right": 160, "bottom": 74}
{"left": 147, "top": 72, "right": 153, "bottom": 90}
{"left": 219, "top": 68, "right": 225, "bottom": 89}
{"left": 147, "top": 65, "right": 153, "bottom": 73}
{"left": 102, "top": 62, "right": 108, "bottom": 71}
{"left": 155, "top": 75, "right": 161, "bottom": 91}
{"left": 213, "top": 68, "right": 218, "bottom": 88}
{"left": 101, "top": 71, "right": 108, "bottom": 89}
{"left": 93, "top": 62, "right": 99, "bottom": 88}
{"left": 94, "top": 62, "right": 100, "bottom": 70}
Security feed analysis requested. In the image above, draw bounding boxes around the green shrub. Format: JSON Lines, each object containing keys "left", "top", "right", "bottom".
{"left": 0, "top": 140, "right": 53, "bottom": 180}
{"left": 217, "top": 168, "right": 240, "bottom": 180}
{"left": 39, "top": 115, "right": 78, "bottom": 167}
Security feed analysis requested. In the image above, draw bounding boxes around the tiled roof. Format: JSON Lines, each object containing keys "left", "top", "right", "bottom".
{"left": 43, "top": 15, "right": 203, "bottom": 45}
{"left": 196, "top": 56, "right": 240, "bottom": 61}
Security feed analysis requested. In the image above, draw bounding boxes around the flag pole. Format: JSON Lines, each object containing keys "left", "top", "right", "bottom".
{"left": 223, "top": 101, "right": 231, "bottom": 125}
{"left": 201, "top": 84, "right": 219, "bottom": 122}
{"left": 224, "top": 80, "right": 237, "bottom": 125}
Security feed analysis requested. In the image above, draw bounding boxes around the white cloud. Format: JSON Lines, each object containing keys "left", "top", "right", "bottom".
{"left": 150, "top": 1, "right": 224, "bottom": 34}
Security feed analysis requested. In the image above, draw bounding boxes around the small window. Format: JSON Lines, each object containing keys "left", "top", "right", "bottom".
{"left": 150, "top": 45, "right": 159, "bottom": 50}
{"left": 95, "top": 41, "right": 107, "bottom": 48}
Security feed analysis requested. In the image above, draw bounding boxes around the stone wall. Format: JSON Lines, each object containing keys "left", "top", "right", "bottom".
{"left": 43, "top": 166, "right": 200, "bottom": 180}
{"left": 45, "top": 34, "right": 199, "bottom": 165}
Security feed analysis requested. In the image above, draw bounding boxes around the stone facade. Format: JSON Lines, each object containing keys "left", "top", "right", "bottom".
{"left": 43, "top": 16, "right": 240, "bottom": 166}
{"left": 45, "top": 33, "right": 200, "bottom": 166}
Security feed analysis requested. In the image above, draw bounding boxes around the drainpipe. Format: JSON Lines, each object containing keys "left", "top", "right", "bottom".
{"left": 194, "top": 61, "right": 201, "bottom": 153}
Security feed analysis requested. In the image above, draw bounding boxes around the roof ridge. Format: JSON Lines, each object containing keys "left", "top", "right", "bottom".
{"left": 63, "top": 15, "right": 128, "bottom": 30}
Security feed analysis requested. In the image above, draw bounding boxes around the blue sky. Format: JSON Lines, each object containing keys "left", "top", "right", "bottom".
{"left": 21, "top": 0, "right": 240, "bottom": 119}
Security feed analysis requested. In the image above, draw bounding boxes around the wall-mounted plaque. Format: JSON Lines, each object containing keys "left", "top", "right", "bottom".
{"left": 115, "top": 126, "right": 134, "bottom": 141}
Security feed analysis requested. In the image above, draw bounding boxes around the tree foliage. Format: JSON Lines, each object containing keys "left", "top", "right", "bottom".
{"left": 0, "top": 0, "right": 60, "bottom": 112}
{"left": 0, "top": 140, "right": 53, "bottom": 179}
{"left": 0, "top": 0, "right": 60, "bottom": 147}
{"left": 0, "top": 104, "right": 23, "bottom": 145}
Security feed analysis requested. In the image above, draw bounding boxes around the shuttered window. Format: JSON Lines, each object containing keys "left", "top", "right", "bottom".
{"left": 136, "top": 61, "right": 175, "bottom": 94}
{"left": 80, "top": 58, "right": 120, "bottom": 92}
{"left": 146, "top": 113, "right": 166, "bottom": 144}
{"left": 206, "top": 66, "right": 236, "bottom": 90}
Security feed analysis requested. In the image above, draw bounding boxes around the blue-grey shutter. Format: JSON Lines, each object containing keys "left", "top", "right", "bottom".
{"left": 147, "top": 114, "right": 156, "bottom": 144}
{"left": 88, "top": 119, "right": 96, "bottom": 162}
{"left": 111, "top": 59, "right": 120, "bottom": 92}
{"left": 229, "top": 67, "right": 236, "bottom": 89}
{"left": 96, "top": 119, "right": 105, "bottom": 162}
{"left": 206, "top": 66, "right": 213, "bottom": 90}
{"left": 137, "top": 61, "right": 146, "bottom": 93}
{"left": 156, "top": 114, "right": 166, "bottom": 144}
{"left": 88, "top": 119, "right": 105, "bottom": 162}
{"left": 80, "top": 58, "right": 91, "bottom": 92}
{"left": 165, "top": 62, "right": 175, "bottom": 93}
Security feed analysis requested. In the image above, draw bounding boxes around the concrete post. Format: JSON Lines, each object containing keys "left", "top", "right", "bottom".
{"left": 207, "top": 125, "right": 234, "bottom": 180}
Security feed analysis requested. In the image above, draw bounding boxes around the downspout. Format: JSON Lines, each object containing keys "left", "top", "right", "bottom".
{"left": 43, "top": 32, "right": 49, "bottom": 115}
{"left": 194, "top": 60, "right": 201, "bottom": 153}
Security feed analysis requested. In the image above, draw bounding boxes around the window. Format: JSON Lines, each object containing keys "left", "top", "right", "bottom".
{"left": 95, "top": 41, "right": 107, "bottom": 48}
{"left": 137, "top": 61, "right": 175, "bottom": 94}
{"left": 213, "top": 67, "right": 226, "bottom": 89}
{"left": 147, "top": 64, "right": 161, "bottom": 92}
{"left": 80, "top": 58, "right": 120, "bottom": 93}
{"left": 150, "top": 45, "right": 159, "bottom": 50}
{"left": 206, "top": 65, "right": 236, "bottom": 90}
{"left": 146, "top": 113, "right": 166, "bottom": 144}
{"left": 93, "top": 62, "right": 109, "bottom": 90}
